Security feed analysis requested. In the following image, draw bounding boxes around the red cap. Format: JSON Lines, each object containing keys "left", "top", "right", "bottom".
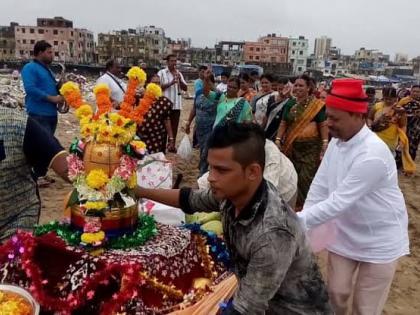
{"left": 326, "top": 79, "right": 368, "bottom": 113}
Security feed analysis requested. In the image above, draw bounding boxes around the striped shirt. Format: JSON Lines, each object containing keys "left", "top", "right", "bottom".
{"left": 157, "top": 68, "right": 187, "bottom": 110}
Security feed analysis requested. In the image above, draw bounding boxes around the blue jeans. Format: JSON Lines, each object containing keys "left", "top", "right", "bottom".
{"left": 29, "top": 114, "right": 57, "bottom": 135}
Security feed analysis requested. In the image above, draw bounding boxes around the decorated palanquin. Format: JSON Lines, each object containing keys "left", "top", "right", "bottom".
{"left": 0, "top": 225, "right": 233, "bottom": 314}
{"left": 0, "top": 67, "right": 235, "bottom": 315}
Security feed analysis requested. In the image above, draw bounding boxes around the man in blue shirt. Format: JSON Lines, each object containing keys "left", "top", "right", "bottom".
{"left": 21, "top": 40, "right": 64, "bottom": 135}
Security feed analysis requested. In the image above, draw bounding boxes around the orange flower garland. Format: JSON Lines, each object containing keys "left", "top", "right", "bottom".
{"left": 59, "top": 82, "right": 83, "bottom": 109}
{"left": 93, "top": 83, "right": 113, "bottom": 116}
{"left": 130, "top": 83, "right": 162, "bottom": 125}
{"left": 119, "top": 67, "right": 147, "bottom": 118}
{"left": 119, "top": 78, "right": 139, "bottom": 118}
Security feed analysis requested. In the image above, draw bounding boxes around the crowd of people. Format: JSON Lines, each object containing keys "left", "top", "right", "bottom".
{"left": 0, "top": 39, "right": 419, "bottom": 314}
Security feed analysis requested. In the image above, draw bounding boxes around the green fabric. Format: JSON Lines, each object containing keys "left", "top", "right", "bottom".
{"left": 291, "top": 139, "right": 322, "bottom": 208}
{"left": 282, "top": 98, "right": 326, "bottom": 124}
{"left": 211, "top": 91, "right": 252, "bottom": 127}
{"left": 0, "top": 107, "right": 40, "bottom": 241}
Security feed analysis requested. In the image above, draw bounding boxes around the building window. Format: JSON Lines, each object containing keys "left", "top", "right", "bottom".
{"left": 17, "top": 40, "right": 20, "bottom": 43}
{"left": 250, "top": 47, "right": 254, "bottom": 51}
{"left": 38, "top": 29, "right": 44, "bottom": 34}
{"left": 292, "top": 50, "right": 295, "bottom": 54}
{"left": 293, "top": 42, "right": 296, "bottom": 46}
{"left": 19, "top": 50, "right": 24, "bottom": 55}
{"left": 71, "top": 31, "right": 73, "bottom": 36}
{"left": 53, "top": 29, "right": 58, "bottom": 35}
{"left": 61, "top": 41, "right": 64, "bottom": 45}
{"left": 30, "top": 40, "right": 35, "bottom": 44}
{"left": 256, "top": 56, "right": 260, "bottom": 60}
{"left": 30, "top": 28, "right": 34, "bottom": 33}
{"left": 256, "top": 47, "right": 260, "bottom": 52}
{"left": 22, "top": 39, "right": 26, "bottom": 44}
{"left": 21, "top": 28, "right": 25, "bottom": 33}
{"left": 299, "top": 51, "right": 303, "bottom": 55}
{"left": 54, "top": 52, "right": 59, "bottom": 57}
{"left": 54, "top": 41, "right": 58, "bottom": 46}
{"left": 298, "top": 67, "right": 302, "bottom": 71}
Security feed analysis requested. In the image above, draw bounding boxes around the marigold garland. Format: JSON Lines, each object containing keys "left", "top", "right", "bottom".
{"left": 86, "top": 169, "right": 109, "bottom": 189}
{"left": 130, "top": 83, "right": 163, "bottom": 125}
{"left": 127, "top": 66, "right": 146, "bottom": 82}
{"left": 59, "top": 81, "right": 83, "bottom": 109}
{"left": 74, "top": 104, "right": 93, "bottom": 120}
{"left": 93, "top": 83, "right": 113, "bottom": 115}
{"left": 119, "top": 67, "right": 147, "bottom": 119}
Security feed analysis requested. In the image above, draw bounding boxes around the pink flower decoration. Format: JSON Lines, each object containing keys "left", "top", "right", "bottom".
{"left": 87, "top": 290, "right": 95, "bottom": 300}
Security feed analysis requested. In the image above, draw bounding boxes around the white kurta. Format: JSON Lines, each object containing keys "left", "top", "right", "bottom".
{"left": 298, "top": 125, "right": 409, "bottom": 263}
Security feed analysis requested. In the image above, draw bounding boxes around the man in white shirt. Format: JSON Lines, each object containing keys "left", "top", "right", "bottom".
{"left": 297, "top": 79, "right": 409, "bottom": 315}
{"left": 96, "top": 59, "right": 127, "bottom": 109}
{"left": 158, "top": 54, "right": 187, "bottom": 142}
{"left": 216, "top": 72, "right": 228, "bottom": 93}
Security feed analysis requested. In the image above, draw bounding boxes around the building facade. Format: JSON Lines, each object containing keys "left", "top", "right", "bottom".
{"left": 137, "top": 25, "right": 168, "bottom": 62}
{"left": 244, "top": 34, "right": 288, "bottom": 64}
{"left": 351, "top": 48, "right": 390, "bottom": 75}
{"left": 0, "top": 22, "right": 17, "bottom": 61}
{"left": 314, "top": 36, "right": 331, "bottom": 60}
{"left": 215, "top": 41, "right": 244, "bottom": 66}
{"left": 288, "top": 36, "right": 309, "bottom": 75}
{"left": 186, "top": 47, "right": 217, "bottom": 66}
{"left": 14, "top": 17, "right": 95, "bottom": 64}
{"left": 97, "top": 29, "right": 148, "bottom": 66}
{"left": 166, "top": 38, "right": 191, "bottom": 63}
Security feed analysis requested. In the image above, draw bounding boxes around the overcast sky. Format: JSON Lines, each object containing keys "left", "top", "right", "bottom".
{"left": 1, "top": 0, "right": 418, "bottom": 59}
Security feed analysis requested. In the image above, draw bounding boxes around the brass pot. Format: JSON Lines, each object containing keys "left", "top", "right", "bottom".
{"left": 83, "top": 142, "right": 122, "bottom": 177}
{"left": 71, "top": 203, "right": 138, "bottom": 234}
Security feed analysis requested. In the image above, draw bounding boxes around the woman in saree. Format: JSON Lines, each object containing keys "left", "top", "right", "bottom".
{"left": 368, "top": 87, "right": 415, "bottom": 174}
{"left": 237, "top": 73, "right": 256, "bottom": 103}
{"left": 205, "top": 71, "right": 253, "bottom": 128}
{"left": 275, "top": 74, "right": 329, "bottom": 209}
{"left": 185, "top": 74, "right": 220, "bottom": 175}
{"left": 265, "top": 77, "right": 291, "bottom": 141}
{"left": 251, "top": 74, "right": 276, "bottom": 127}
{"left": 136, "top": 73, "right": 176, "bottom": 154}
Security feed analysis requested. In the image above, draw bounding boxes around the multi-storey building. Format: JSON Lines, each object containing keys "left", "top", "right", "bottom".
{"left": 97, "top": 29, "right": 148, "bottom": 66}
{"left": 166, "top": 38, "right": 191, "bottom": 63}
{"left": 314, "top": 36, "right": 331, "bottom": 60}
{"left": 137, "top": 25, "right": 168, "bottom": 61}
{"left": 214, "top": 41, "right": 245, "bottom": 66}
{"left": 288, "top": 36, "right": 309, "bottom": 74}
{"left": 14, "top": 17, "right": 95, "bottom": 64}
{"left": 244, "top": 34, "right": 288, "bottom": 64}
{"left": 0, "top": 22, "right": 17, "bottom": 61}
{"left": 186, "top": 47, "right": 217, "bottom": 66}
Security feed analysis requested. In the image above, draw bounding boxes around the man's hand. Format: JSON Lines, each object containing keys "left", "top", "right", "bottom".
{"left": 48, "top": 95, "right": 64, "bottom": 104}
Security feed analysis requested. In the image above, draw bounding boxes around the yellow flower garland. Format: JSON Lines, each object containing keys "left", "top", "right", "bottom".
{"left": 81, "top": 231, "right": 105, "bottom": 244}
{"left": 86, "top": 169, "right": 109, "bottom": 189}
{"left": 127, "top": 66, "right": 147, "bottom": 83}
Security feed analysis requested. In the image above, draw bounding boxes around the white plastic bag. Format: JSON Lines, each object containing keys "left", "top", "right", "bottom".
{"left": 177, "top": 135, "right": 192, "bottom": 160}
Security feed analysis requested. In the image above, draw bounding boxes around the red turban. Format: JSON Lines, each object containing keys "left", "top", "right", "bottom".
{"left": 326, "top": 79, "right": 368, "bottom": 113}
